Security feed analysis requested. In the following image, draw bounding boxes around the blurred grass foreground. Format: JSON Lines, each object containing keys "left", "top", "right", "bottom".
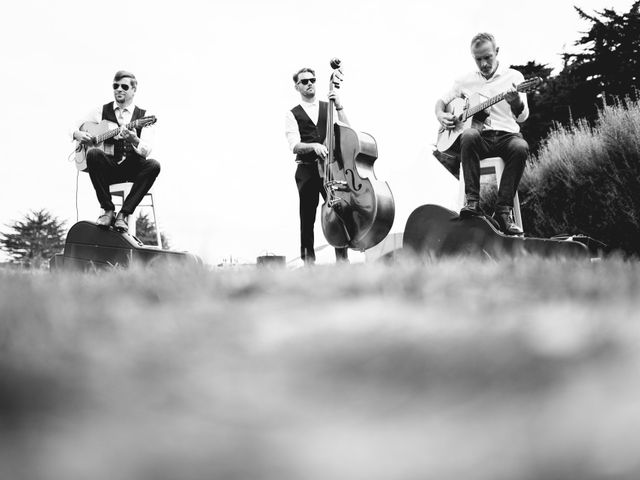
{"left": 2, "top": 259, "right": 640, "bottom": 480}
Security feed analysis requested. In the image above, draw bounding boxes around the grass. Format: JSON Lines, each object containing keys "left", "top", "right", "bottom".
{"left": 1, "top": 258, "right": 640, "bottom": 480}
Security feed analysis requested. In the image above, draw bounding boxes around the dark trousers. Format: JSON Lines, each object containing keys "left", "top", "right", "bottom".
{"left": 295, "top": 164, "right": 348, "bottom": 263}
{"left": 460, "top": 129, "right": 528, "bottom": 209}
{"left": 86, "top": 148, "right": 161, "bottom": 215}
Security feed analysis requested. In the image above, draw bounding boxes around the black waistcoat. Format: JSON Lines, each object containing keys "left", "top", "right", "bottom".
{"left": 101, "top": 103, "right": 147, "bottom": 162}
{"left": 291, "top": 101, "right": 328, "bottom": 164}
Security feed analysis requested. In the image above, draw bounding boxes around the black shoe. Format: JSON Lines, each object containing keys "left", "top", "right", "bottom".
{"left": 460, "top": 200, "right": 482, "bottom": 218}
{"left": 96, "top": 210, "right": 115, "bottom": 228}
{"left": 493, "top": 209, "right": 523, "bottom": 236}
{"left": 114, "top": 212, "right": 129, "bottom": 233}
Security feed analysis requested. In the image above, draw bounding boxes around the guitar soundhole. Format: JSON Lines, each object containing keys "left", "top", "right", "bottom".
{"left": 345, "top": 169, "right": 362, "bottom": 191}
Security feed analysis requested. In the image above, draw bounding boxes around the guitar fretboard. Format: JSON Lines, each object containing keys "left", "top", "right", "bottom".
{"left": 461, "top": 79, "right": 538, "bottom": 121}
{"left": 95, "top": 121, "right": 138, "bottom": 144}
{"left": 464, "top": 92, "right": 510, "bottom": 120}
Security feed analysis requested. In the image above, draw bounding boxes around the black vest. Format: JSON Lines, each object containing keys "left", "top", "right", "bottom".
{"left": 291, "top": 101, "right": 328, "bottom": 164}
{"left": 101, "top": 103, "right": 146, "bottom": 162}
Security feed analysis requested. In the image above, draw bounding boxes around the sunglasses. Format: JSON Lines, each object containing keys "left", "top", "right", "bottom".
{"left": 298, "top": 78, "right": 316, "bottom": 85}
{"left": 112, "top": 83, "right": 131, "bottom": 91}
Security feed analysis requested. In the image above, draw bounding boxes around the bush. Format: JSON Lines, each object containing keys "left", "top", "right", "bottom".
{"left": 519, "top": 99, "right": 640, "bottom": 255}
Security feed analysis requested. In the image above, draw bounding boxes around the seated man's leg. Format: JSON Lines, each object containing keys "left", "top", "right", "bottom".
{"left": 459, "top": 128, "right": 489, "bottom": 217}
{"left": 86, "top": 148, "right": 119, "bottom": 226}
{"left": 113, "top": 157, "right": 160, "bottom": 232}
{"left": 121, "top": 158, "right": 161, "bottom": 215}
{"left": 493, "top": 133, "right": 528, "bottom": 235}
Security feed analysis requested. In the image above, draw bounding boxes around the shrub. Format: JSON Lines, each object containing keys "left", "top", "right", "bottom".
{"left": 520, "top": 99, "right": 640, "bottom": 255}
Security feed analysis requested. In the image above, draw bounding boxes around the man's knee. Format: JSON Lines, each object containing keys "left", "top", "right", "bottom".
{"left": 146, "top": 158, "right": 161, "bottom": 177}
{"left": 508, "top": 138, "right": 529, "bottom": 162}
{"left": 460, "top": 128, "right": 482, "bottom": 146}
{"left": 85, "top": 148, "right": 106, "bottom": 170}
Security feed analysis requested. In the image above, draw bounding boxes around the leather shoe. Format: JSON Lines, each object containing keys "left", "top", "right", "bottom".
{"left": 96, "top": 210, "right": 115, "bottom": 228}
{"left": 493, "top": 208, "right": 523, "bottom": 236}
{"left": 459, "top": 200, "right": 482, "bottom": 218}
{"left": 114, "top": 212, "right": 129, "bottom": 233}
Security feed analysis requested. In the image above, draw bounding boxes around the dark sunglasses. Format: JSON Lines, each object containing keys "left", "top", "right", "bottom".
{"left": 298, "top": 78, "right": 316, "bottom": 85}
{"left": 112, "top": 83, "right": 131, "bottom": 91}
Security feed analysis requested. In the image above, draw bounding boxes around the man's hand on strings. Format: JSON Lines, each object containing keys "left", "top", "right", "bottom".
{"left": 437, "top": 111, "right": 456, "bottom": 130}
{"left": 74, "top": 130, "right": 95, "bottom": 146}
{"left": 505, "top": 83, "right": 521, "bottom": 105}
{"left": 120, "top": 128, "right": 140, "bottom": 146}
{"left": 312, "top": 143, "right": 329, "bottom": 159}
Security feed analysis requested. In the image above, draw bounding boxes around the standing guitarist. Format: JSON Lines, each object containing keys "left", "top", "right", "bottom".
{"left": 72, "top": 70, "right": 160, "bottom": 232}
{"left": 285, "top": 67, "right": 349, "bottom": 265}
{"left": 435, "top": 33, "right": 529, "bottom": 235}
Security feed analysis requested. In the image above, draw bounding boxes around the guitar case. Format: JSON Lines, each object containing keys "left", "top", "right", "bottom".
{"left": 403, "top": 204, "right": 592, "bottom": 260}
{"left": 51, "top": 221, "right": 198, "bottom": 271}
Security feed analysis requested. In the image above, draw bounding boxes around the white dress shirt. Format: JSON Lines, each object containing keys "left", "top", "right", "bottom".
{"left": 285, "top": 99, "right": 321, "bottom": 152}
{"left": 439, "top": 62, "right": 529, "bottom": 133}
{"left": 71, "top": 102, "right": 154, "bottom": 158}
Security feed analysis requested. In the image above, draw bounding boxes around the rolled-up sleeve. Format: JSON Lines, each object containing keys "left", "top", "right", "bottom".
{"left": 513, "top": 71, "right": 530, "bottom": 123}
{"left": 285, "top": 110, "right": 300, "bottom": 152}
{"left": 440, "top": 80, "right": 462, "bottom": 106}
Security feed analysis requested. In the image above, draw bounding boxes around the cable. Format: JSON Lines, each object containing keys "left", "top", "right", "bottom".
{"left": 75, "top": 169, "right": 79, "bottom": 223}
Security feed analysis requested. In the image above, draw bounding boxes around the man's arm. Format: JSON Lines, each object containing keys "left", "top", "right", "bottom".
{"left": 70, "top": 107, "right": 101, "bottom": 145}
{"left": 285, "top": 110, "right": 328, "bottom": 158}
{"left": 435, "top": 82, "right": 461, "bottom": 130}
{"left": 505, "top": 71, "right": 529, "bottom": 122}
{"left": 121, "top": 121, "right": 154, "bottom": 158}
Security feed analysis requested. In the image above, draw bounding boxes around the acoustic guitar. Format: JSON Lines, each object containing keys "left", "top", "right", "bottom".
{"left": 435, "top": 77, "right": 541, "bottom": 155}
{"left": 73, "top": 116, "right": 157, "bottom": 171}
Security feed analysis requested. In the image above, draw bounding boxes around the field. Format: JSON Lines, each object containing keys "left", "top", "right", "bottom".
{"left": 1, "top": 258, "right": 640, "bottom": 480}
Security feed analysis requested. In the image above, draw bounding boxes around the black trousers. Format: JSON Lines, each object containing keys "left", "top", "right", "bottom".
{"left": 295, "top": 163, "right": 348, "bottom": 263}
{"left": 86, "top": 148, "right": 161, "bottom": 215}
{"left": 460, "top": 129, "right": 528, "bottom": 209}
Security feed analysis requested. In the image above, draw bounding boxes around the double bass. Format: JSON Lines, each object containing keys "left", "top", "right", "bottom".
{"left": 319, "top": 58, "right": 395, "bottom": 251}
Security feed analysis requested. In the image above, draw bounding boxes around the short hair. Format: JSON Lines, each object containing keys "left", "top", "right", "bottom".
{"left": 470, "top": 32, "right": 497, "bottom": 50}
{"left": 293, "top": 67, "right": 315, "bottom": 84}
{"left": 113, "top": 70, "right": 137, "bottom": 89}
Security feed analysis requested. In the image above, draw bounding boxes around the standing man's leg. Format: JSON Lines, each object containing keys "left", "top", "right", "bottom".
{"left": 296, "top": 164, "right": 321, "bottom": 264}
{"left": 317, "top": 173, "right": 349, "bottom": 263}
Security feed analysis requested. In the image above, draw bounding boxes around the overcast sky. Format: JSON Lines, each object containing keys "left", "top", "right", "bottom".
{"left": 0, "top": 0, "right": 634, "bottom": 264}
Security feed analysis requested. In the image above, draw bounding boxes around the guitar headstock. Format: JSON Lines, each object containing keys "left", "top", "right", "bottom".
{"left": 134, "top": 116, "right": 157, "bottom": 128}
{"left": 517, "top": 77, "right": 542, "bottom": 93}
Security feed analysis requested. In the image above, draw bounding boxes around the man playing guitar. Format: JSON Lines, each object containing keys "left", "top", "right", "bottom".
{"left": 72, "top": 70, "right": 160, "bottom": 232}
{"left": 435, "top": 32, "right": 530, "bottom": 235}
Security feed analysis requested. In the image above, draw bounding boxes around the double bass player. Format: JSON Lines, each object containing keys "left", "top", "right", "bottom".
{"left": 285, "top": 67, "right": 350, "bottom": 265}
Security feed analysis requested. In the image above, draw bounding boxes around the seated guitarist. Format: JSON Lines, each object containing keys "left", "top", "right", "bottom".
{"left": 72, "top": 70, "right": 160, "bottom": 232}
{"left": 435, "top": 32, "right": 529, "bottom": 235}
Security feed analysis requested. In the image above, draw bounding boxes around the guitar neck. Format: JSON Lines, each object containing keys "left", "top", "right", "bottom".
{"left": 464, "top": 91, "right": 510, "bottom": 120}
{"left": 95, "top": 121, "right": 136, "bottom": 144}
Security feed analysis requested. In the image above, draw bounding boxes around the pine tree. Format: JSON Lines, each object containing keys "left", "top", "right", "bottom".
{"left": 0, "top": 209, "right": 66, "bottom": 268}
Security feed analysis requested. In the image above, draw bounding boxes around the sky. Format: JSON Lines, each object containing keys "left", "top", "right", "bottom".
{"left": 0, "top": 0, "right": 635, "bottom": 265}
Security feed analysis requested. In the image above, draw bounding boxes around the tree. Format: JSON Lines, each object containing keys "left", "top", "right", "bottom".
{"left": 135, "top": 213, "right": 170, "bottom": 249}
{"left": 0, "top": 209, "right": 66, "bottom": 268}
{"left": 514, "top": 1, "right": 640, "bottom": 154}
